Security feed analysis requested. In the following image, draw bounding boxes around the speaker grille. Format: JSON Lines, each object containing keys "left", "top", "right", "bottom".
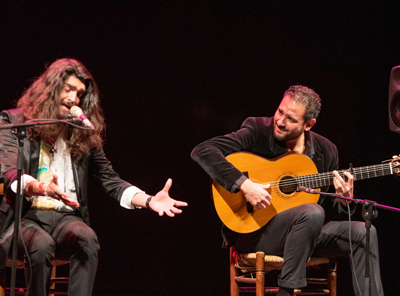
{"left": 389, "top": 66, "right": 400, "bottom": 133}
{"left": 390, "top": 92, "right": 400, "bottom": 127}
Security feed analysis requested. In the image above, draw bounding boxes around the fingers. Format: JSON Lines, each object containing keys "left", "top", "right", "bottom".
{"left": 333, "top": 170, "right": 354, "bottom": 197}
{"left": 152, "top": 180, "right": 187, "bottom": 217}
{"left": 158, "top": 209, "right": 175, "bottom": 217}
{"left": 343, "top": 171, "right": 354, "bottom": 184}
{"left": 262, "top": 198, "right": 271, "bottom": 207}
{"left": 45, "top": 178, "right": 80, "bottom": 207}
{"left": 253, "top": 196, "right": 271, "bottom": 210}
{"left": 253, "top": 198, "right": 270, "bottom": 210}
{"left": 242, "top": 182, "right": 271, "bottom": 211}
{"left": 60, "top": 196, "right": 80, "bottom": 207}
{"left": 53, "top": 191, "right": 79, "bottom": 207}
{"left": 333, "top": 171, "right": 344, "bottom": 192}
{"left": 333, "top": 170, "right": 354, "bottom": 182}
{"left": 51, "top": 173, "right": 59, "bottom": 185}
{"left": 263, "top": 183, "right": 271, "bottom": 190}
{"left": 162, "top": 178, "right": 172, "bottom": 193}
{"left": 165, "top": 210, "right": 175, "bottom": 217}
{"left": 333, "top": 170, "right": 353, "bottom": 186}
{"left": 258, "top": 184, "right": 272, "bottom": 209}
{"left": 174, "top": 200, "right": 188, "bottom": 207}
{"left": 46, "top": 182, "right": 67, "bottom": 199}
{"left": 153, "top": 199, "right": 186, "bottom": 217}
{"left": 332, "top": 170, "right": 340, "bottom": 179}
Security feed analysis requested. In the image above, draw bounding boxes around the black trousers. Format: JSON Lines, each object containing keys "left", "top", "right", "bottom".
{"left": 233, "top": 203, "right": 384, "bottom": 296}
{"left": 18, "top": 210, "right": 100, "bottom": 296}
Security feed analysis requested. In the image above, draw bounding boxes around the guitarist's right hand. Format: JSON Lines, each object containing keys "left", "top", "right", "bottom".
{"left": 239, "top": 179, "right": 271, "bottom": 211}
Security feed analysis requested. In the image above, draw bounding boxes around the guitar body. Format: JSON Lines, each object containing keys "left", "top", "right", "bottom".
{"left": 211, "top": 152, "right": 320, "bottom": 233}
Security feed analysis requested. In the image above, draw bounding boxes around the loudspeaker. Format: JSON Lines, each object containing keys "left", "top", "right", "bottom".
{"left": 389, "top": 65, "right": 400, "bottom": 133}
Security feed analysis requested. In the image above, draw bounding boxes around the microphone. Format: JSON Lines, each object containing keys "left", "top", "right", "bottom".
{"left": 70, "top": 106, "right": 94, "bottom": 130}
{"left": 297, "top": 186, "right": 320, "bottom": 195}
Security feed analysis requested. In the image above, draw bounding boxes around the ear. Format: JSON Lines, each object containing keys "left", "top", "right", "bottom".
{"left": 304, "top": 118, "right": 316, "bottom": 131}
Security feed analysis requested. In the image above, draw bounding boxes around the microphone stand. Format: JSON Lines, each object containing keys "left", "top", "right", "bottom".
{"left": 0, "top": 117, "right": 80, "bottom": 296}
{"left": 300, "top": 188, "right": 400, "bottom": 296}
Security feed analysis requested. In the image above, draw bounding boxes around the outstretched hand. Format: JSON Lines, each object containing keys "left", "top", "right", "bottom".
{"left": 149, "top": 178, "right": 188, "bottom": 217}
{"left": 45, "top": 173, "right": 80, "bottom": 207}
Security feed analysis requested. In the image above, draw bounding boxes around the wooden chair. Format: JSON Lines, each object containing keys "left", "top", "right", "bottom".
{"left": 0, "top": 259, "right": 69, "bottom": 295}
{"left": 0, "top": 172, "right": 69, "bottom": 295}
{"left": 230, "top": 246, "right": 337, "bottom": 296}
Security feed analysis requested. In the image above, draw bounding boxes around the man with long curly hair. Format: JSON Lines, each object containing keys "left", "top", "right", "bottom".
{"left": 0, "top": 58, "right": 188, "bottom": 295}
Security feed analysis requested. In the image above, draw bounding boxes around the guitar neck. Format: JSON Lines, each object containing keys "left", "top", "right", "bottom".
{"left": 297, "top": 162, "right": 394, "bottom": 189}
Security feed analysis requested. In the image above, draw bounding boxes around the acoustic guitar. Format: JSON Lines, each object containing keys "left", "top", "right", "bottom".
{"left": 211, "top": 152, "right": 400, "bottom": 233}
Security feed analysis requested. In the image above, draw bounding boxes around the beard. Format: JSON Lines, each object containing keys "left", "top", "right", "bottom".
{"left": 58, "top": 99, "right": 75, "bottom": 119}
{"left": 273, "top": 124, "right": 305, "bottom": 142}
{"left": 56, "top": 110, "right": 67, "bottom": 119}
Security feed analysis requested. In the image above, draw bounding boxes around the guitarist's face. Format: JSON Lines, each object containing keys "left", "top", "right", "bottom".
{"left": 273, "top": 95, "right": 314, "bottom": 142}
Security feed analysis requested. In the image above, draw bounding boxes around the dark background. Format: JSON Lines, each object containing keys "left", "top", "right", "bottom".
{"left": 2, "top": 1, "right": 400, "bottom": 295}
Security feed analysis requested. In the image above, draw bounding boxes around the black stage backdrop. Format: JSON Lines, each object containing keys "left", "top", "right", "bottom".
{"left": 1, "top": 1, "right": 400, "bottom": 295}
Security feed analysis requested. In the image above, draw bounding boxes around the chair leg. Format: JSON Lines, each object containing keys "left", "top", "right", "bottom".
{"left": 49, "top": 266, "right": 56, "bottom": 296}
{"left": 327, "top": 259, "right": 337, "bottom": 296}
{"left": 255, "top": 251, "right": 265, "bottom": 296}
{"left": 230, "top": 246, "right": 240, "bottom": 296}
{"left": 0, "top": 270, "right": 5, "bottom": 296}
{"left": 230, "top": 248, "right": 266, "bottom": 296}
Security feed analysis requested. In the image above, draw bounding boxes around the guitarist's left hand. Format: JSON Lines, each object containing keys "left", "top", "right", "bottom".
{"left": 333, "top": 170, "right": 354, "bottom": 206}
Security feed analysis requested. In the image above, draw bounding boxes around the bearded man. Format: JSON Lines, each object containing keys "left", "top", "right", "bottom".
{"left": 191, "top": 85, "right": 384, "bottom": 296}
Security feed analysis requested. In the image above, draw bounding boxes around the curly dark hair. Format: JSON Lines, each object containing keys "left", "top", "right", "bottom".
{"left": 284, "top": 85, "right": 322, "bottom": 121}
{"left": 17, "top": 58, "right": 105, "bottom": 159}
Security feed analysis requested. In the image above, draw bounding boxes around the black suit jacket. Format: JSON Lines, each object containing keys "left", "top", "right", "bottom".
{"left": 0, "top": 108, "right": 133, "bottom": 270}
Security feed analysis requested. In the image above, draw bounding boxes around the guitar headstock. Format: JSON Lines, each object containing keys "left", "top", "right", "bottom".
{"left": 392, "top": 155, "right": 400, "bottom": 175}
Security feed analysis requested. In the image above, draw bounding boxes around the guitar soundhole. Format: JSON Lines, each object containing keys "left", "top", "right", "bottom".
{"left": 279, "top": 176, "right": 297, "bottom": 194}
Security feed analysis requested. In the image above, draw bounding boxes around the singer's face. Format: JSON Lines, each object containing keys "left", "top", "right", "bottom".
{"left": 273, "top": 95, "right": 312, "bottom": 142}
{"left": 58, "top": 75, "right": 86, "bottom": 118}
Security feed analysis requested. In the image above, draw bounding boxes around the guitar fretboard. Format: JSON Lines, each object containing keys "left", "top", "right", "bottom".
{"left": 296, "top": 162, "right": 394, "bottom": 189}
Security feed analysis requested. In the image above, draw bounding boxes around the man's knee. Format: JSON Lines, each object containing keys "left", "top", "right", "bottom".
{"left": 71, "top": 224, "right": 100, "bottom": 256}
{"left": 29, "top": 238, "right": 55, "bottom": 264}
{"left": 351, "top": 222, "right": 378, "bottom": 244}
{"left": 300, "top": 203, "right": 325, "bottom": 226}
{"left": 83, "top": 229, "right": 100, "bottom": 255}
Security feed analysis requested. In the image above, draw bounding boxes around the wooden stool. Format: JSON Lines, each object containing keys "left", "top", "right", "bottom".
{"left": 0, "top": 170, "right": 68, "bottom": 295}
{"left": 230, "top": 246, "right": 337, "bottom": 296}
{"left": 0, "top": 259, "right": 69, "bottom": 295}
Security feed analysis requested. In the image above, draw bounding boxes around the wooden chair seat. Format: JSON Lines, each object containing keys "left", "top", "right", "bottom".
{"left": 5, "top": 259, "right": 69, "bottom": 269}
{"left": 230, "top": 246, "right": 337, "bottom": 296}
{"left": 1, "top": 259, "right": 69, "bottom": 295}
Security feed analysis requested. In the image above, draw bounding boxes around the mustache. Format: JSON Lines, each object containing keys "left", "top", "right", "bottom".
{"left": 275, "top": 124, "right": 287, "bottom": 132}
{"left": 62, "top": 100, "right": 74, "bottom": 108}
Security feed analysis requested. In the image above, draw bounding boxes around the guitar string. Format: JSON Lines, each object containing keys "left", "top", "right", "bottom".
{"left": 275, "top": 165, "right": 393, "bottom": 184}
{"left": 256, "top": 163, "right": 394, "bottom": 189}
{"left": 266, "top": 172, "right": 393, "bottom": 189}
{"left": 273, "top": 168, "right": 392, "bottom": 187}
